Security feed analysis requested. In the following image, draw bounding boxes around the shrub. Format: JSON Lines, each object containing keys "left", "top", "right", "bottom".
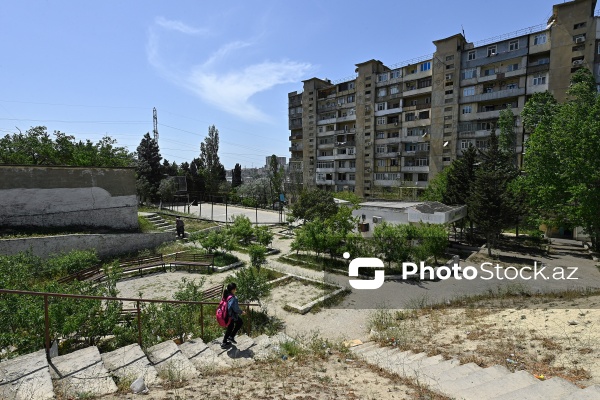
{"left": 225, "top": 267, "right": 271, "bottom": 304}
{"left": 230, "top": 215, "right": 254, "bottom": 245}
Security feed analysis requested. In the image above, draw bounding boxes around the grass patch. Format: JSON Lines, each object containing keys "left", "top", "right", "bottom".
{"left": 278, "top": 253, "right": 348, "bottom": 274}
{"left": 159, "top": 212, "right": 217, "bottom": 232}
{"left": 138, "top": 215, "right": 155, "bottom": 233}
{"left": 213, "top": 252, "right": 240, "bottom": 267}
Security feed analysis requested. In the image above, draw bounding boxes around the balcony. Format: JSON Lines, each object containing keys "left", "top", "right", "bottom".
{"left": 374, "top": 107, "right": 402, "bottom": 117}
{"left": 289, "top": 121, "right": 302, "bottom": 129}
{"left": 376, "top": 151, "right": 401, "bottom": 158}
{"left": 462, "top": 87, "right": 525, "bottom": 103}
{"left": 374, "top": 136, "right": 401, "bottom": 145}
{"left": 402, "top": 135, "right": 427, "bottom": 143}
{"left": 527, "top": 63, "right": 550, "bottom": 74}
{"left": 289, "top": 134, "right": 303, "bottom": 141}
{"left": 458, "top": 129, "right": 493, "bottom": 139}
{"left": 403, "top": 68, "right": 432, "bottom": 82}
{"left": 403, "top": 118, "right": 431, "bottom": 128}
{"left": 335, "top": 141, "right": 356, "bottom": 147}
{"left": 403, "top": 86, "right": 432, "bottom": 97}
{"left": 335, "top": 152, "right": 357, "bottom": 160}
{"left": 315, "top": 168, "right": 335, "bottom": 173}
{"left": 316, "top": 179, "right": 335, "bottom": 186}
{"left": 335, "top": 128, "right": 356, "bottom": 134}
{"left": 377, "top": 122, "right": 401, "bottom": 130}
{"left": 402, "top": 166, "right": 430, "bottom": 173}
{"left": 337, "top": 114, "right": 357, "bottom": 123}
{"left": 289, "top": 144, "right": 303, "bottom": 152}
{"left": 317, "top": 142, "right": 334, "bottom": 150}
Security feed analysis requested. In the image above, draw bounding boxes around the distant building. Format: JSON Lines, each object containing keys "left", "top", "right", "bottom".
{"left": 288, "top": 0, "right": 600, "bottom": 198}
{"left": 265, "top": 156, "right": 287, "bottom": 170}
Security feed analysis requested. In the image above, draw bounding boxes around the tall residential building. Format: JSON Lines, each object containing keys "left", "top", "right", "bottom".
{"left": 288, "top": 0, "right": 600, "bottom": 198}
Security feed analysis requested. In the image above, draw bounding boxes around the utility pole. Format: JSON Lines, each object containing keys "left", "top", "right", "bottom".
{"left": 153, "top": 107, "right": 158, "bottom": 141}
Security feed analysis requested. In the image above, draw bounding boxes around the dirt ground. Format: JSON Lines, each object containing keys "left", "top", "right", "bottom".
{"left": 101, "top": 355, "right": 434, "bottom": 400}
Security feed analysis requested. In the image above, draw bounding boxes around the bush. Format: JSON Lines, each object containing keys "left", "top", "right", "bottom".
{"left": 230, "top": 215, "right": 254, "bottom": 245}
{"left": 248, "top": 244, "right": 267, "bottom": 269}
{"left": 254, "top": 225, "right": 274, "bottom": 248}
{"left": 225, "top": 267, "right": 271, "bottom": 304}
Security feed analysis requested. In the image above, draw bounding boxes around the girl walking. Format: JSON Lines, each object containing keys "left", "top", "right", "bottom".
{"left": 221, "top": 282, "right": 244, "bottom": 348}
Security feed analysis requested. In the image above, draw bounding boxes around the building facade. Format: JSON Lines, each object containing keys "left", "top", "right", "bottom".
{"left": 288, "top": 0, "right": 600, "bottom": 198}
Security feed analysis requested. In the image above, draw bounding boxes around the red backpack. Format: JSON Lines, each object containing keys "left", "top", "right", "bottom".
{"left": 216, "top": 295, "right": 232, "bottom": 327}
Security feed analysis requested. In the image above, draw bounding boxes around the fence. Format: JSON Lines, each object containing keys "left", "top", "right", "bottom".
{"left": 0, "top": 289, "right": 259, "bottom": 361}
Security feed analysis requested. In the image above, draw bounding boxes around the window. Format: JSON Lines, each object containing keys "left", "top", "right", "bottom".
{"left": 460, "top": 140, "right": 471, "bottom": 149}
{"left": 390, "top": 85, "right": 399, "bottom": 95}
{"left": 487, "top": 45, "right": 497, "bottom": 56}
{"left": 378, "top": 73, "right": 388, "bottom": 82}
{"left": 534, "top": 33, "right": 547, "bottom": 45}
{"left": 405, "top": 113, "right": 415, "bottom": 122}
{"left": 444, "top": 106, "right": 452, "bottom": 112}
{"left": 468, "top": 50, "right": 476, "bottom": 61}
{"left": 377, "top": 102, "right": 386, "bottom": 111}
{"left": 532, "top": 74, "right": 546, "bottom": 85}
{"left": 348, "top": 173, "right": 355, "bottom": 181}
{"left": 462, "top": 68, "right": 477, "bottom": 79}
{"left": 376, "top": 132, "right": 385, "bottom": 139}
{"left": 462, "top": 105, "right": 472, "bottom": 114}
{"left": 416, "top": 158, "right": 429, "bottom": 166}
{"left": 418, "top": 78, "right": 432, "bottom": 89}
{"left": 463, "top": 86, "right": 475, "bottom": 96}
{"left": 338, "top": 161, "right": 346, "bottom": 168}
{"left": 376, "top": 145, "right": 386, "bottom": 154}
{"left": 388, "top": 131, "right": 399, "bottom": 138}
{"left": 377, "top": 159, "right": 386, "bottom": 167}
{"left": 506, "top": 82, "right": 517, "bottom": 89}
{"left": 390, "top": 159, "right": 399, "bottom": 167}
{"left": 348, "top": 82, "right": 355, "bottom": 89}
{"left": 446, "top": 64, "right": 454, "bottom": 69}
{"left": 419, "top": 110, "right": 430, "bottom": 119}
{"left": 507, "top": 63, "right": 519, "bottom": 72}
{"left": 420, "top": 61, "right": 431, "bottom": 72}
{"left": 446, "top": 55, "right": 455, "bottom": 61}
{"left": 417, "top": 173, "right": 428, "bottom": 182}
{"left": 316, "top": 161, "right": 334, "bottom": 169}
{"left": 405, "top": 143, "right": 416, "bottom": 152}
{"left": 573, "top": 34, "right": 586, "bottom": 43}
{"left": 509, "top": 40, "right": 519, "bottom": 51}
{"left": 574, "top": 22, "right": 586, "bottom": 29}
{"left": 390, "top": 70, "right": 401, "bottom": 79}
{"left": 445, "top": 89, "right": 454, "bottom": 95}
{"left": 349, "top": 161, "right": 356, "bottom": 168}
{"left": 483, "top": 67, "right": 495, "bottom": 76}
{"left": 376, "top": 117, "right": 386, "bottom": 125}
{"left": 378, "top": 88, "right": 387, "bottom": 97}
{"left": 337, "top": 173, "right": 347, "bottom": 181}
{"left": 347, "top": 148, "right": 356, "bottom": 155}
{"left": 476, "top": 139, "right": 489, "bottom": 149}
{"left": 347, "top": 94, "right": 355, "bottom": 103}
{"left": 598, "top": 43, "right": 600, "bottom": 54}
{"left": 446, "top": 73, "right": 453, "bottom": 80}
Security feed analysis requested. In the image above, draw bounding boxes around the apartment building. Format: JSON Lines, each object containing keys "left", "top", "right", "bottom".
{"left": 288, "top": 0, "right": 600, "bottom": 198}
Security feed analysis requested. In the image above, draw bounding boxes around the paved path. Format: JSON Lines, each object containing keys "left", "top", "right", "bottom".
{"left": 167, "top": 203, "right": 288, "bottom": 224}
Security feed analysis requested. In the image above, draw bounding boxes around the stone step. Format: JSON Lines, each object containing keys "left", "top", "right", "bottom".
{"left": 178, "top": 339, "right": 229, "bottom": 370}
{"left": 563, "top": 384, "right": 600, "bottom": 400}
{"left": 438, "top": 365, "right": 510, "bottom": 395}
{"left": 101, "top": 343, "right": 159, "bottom": 387}
{"left": 401, "top": 354, "right": 445, "bottom": 378}
{"left": 420, "top": 362, "right": 481, "bottom": 389}
{"left": 415, "top": 358, "right": 462, "bottom": 383}
{"left": 49, "top": 346, "right": 117, "bottom": 398}
{"left": 146, "top": 341, "right": 197, "bottom": 382}
{"left": 350, "top": 342, "right": 379, "bottom": 355}
{"left": 490, "top": 377, "right": 581, "bottom": 400}
{"left": 207, "top": 335, "right": 256, "bottom": 366}
{"left": 453, "top": 370, "right": 539, "bottom": 400}
{"left": 0, "top": 349, "right": 54, "bottom": 400}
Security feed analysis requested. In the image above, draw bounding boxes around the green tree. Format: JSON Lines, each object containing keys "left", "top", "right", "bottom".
{"left": 522, "top": 69, "right": 600, "bottom": 250}
{"left": 232, "top": 163, "right": 242, "bottom": 188}
{"left": 157, "top": 178, "right": 177, "bottom": 203}
{"left": 468, "top": 132, "right": 519, "bottom": 255}
{"left": 497, "top": 107, "right": 516, "bottom": 157}
{"left": 292, "top": 189, "right": 338, "bottom": 222}
{"left": 421, "top": 166, "right": 450, "bottom": 202}
{"left": 248, "top": 244, "right": 267, "bottom": 270}
{"left": 267, "top": 155, "right": 285, "bottom": 203}
{"left": 254, "top": 225, "right": 274, "bottom": 248}
{"left": 230, "top": 215, "right": 254, "bottom": 245}
{"left": 415, "top": 224, "right": 448, "bottom": 264}
{"left": 226, "top": 267, "right": 270, "bottom": 304}
{"left": 199, "top": 125, "right": 226, "bottom": 194}
{"left": 445, "top": 145, "right": 478, "bottom": 241}
{"left": 372, "top": 223, "right": 412, "bottom": 267}
{"left": 136, "top": 133, "right": 162, "bottom": 202}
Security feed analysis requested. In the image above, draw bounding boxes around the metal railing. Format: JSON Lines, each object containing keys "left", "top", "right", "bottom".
{"left": 471, "top": 23, "right": 547, "bottom": 48}
{"left": 0, "top": 289, "right": 259, "bottom": 361}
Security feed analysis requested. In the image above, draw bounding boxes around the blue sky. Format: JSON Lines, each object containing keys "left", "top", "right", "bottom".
{"left": 0, "top": 0, "right": 569, "bottom": 169}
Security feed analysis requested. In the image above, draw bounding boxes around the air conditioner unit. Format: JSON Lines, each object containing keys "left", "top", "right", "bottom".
{"left": 373, "top": 216, "right": 383, "bottom": 224}
{"left": 572, "top": 60, "right": 584, "bottom": 66}
{"left": 575, "top": 36, "right": 585, "bottom": 43}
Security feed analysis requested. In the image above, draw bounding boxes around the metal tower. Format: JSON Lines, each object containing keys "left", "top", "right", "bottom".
{"left": 152, "top": 107, "right": 158, "bottom": 141}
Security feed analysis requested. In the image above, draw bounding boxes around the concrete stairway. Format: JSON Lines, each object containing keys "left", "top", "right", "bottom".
{"left": 0, "top": 333, "right": 291, "bottom": 399}
{"left": 143, "top": 212, "right": 176, "bottom": 233}
{"left": 350, "top": 342, "right": 600, "bottom": 400}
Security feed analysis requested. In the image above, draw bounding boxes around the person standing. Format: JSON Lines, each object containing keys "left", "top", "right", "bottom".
{"left": 175, "top": 216, "right": 185, "bottom": 238}
{"left": 221, "top": 282, "right": 244, "bottom": 348}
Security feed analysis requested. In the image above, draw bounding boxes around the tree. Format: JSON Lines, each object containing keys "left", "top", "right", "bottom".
{"left": 421, "top": 166, "right": 450, "bottom": 202}
{"left": 267, "top": 155, "right": 285, "bottom": 203}
{"left": 232, "top": 163, "right": 242, "bottom": 188}
{"left": 136, "top": 133, "right": 162, "bottom": 202}
{"left": 415, "top": 224, "right": 448, "bottom": 264}
{"left": 157, "top": 178, "right": 177, "bottom": 203}
{"left": 199, "top": 125, "right": 225, "bottom": 194}
{"left": 291, "top": 189, "right": 338, "bottom": 222}
{"left": 468, "top": 132, "right": 518, "bottom": 255}
{"left": 522, "top": 69, "right": 600, "bottom": 250}
{"left": 230, "top": 215, "right": 254, "bottom": 245}
{"left": 254, "top": 225, "right": 274, "bottom": 248}
{"left": 248, "top": 244, "right": 267, "bottom": 270}
{"left": 497, "top": 107, "right": 516, "bottom": 157}
{"left": 372, "top": 223, "right": 412, "bottom": 267}
{"left": 226, "top": 266, "right": 270, "bottom": 304}
{"left": 445, "top": 145, "right": 478, "bottom": 241}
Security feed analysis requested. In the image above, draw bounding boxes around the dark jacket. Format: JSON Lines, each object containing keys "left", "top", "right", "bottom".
{"left": 227, "top": 295, "right": 242, "bottom": 320}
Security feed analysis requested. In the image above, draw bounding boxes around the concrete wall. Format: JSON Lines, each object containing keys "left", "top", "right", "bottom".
{"left": 0, "top": 232, "right": 174, "bottom": 259}
{"left": 0, "top": 165, "right": 138, "bottom": 230}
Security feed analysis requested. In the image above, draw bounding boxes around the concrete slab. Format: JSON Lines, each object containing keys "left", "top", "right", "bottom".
{"left": 101, "top": 343, "right": 159, "bottom": 386}
{"left": 178, "top": 339, "right": 229, "bottom": 370}
{"left": 454, "top": 370, "right": 539, "bottom": 400}
{"left": 146, "top": 341, "right": 197, "bottom": 382}
{"left": 491, "top": 377, "right": 580, "bottom": 400}
{"left": 438, "top": 365, "right": 510, "bottom": 395}
{"left": 563, "top": 384, "right": 600, "bottom": 400}
{"left": 49, "top": 346, "right": 117, "bottom": 398}
{"left": 0, "top": 350, "right": 54, "bottom": 400}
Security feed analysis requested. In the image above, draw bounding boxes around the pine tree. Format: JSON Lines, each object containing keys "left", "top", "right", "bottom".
{"left": 232, "top": 163, "right": 242, "bottom": 188}
{"left": 199, "top": 125, "right": 225, "bottom": 194}
{"left": 135, "top": 133, "right": 162, "bottom": 202}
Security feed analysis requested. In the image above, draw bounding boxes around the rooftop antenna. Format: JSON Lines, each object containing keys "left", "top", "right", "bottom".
{"left": 153, "top": 107, "right": 158, "bottom": 141}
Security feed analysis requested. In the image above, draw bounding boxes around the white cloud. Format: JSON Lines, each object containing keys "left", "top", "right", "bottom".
{"left": 147, "top": 32, "right": 312, "bottom": 122}
{"left": 155, "top": 16, "right": 208, "bottom": 35}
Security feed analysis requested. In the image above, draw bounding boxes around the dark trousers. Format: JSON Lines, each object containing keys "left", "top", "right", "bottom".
{"left": 224, "top": 317, "right": 243, "bottom": 342}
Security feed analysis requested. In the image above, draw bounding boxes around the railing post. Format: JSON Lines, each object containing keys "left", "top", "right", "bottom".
{"left": 200, "top": 304, "right": 204, "bottom": 339}
{"left": 136, "top": 301, "right": 142, "bottom": 347}
{"left": 246, "top": 305, "right": 251, "bottom": 335}
{"left": 44, "top": 294, "right": 50, "bottom": 361}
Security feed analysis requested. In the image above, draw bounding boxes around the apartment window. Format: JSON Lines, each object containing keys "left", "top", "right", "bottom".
{"left": 444, "top": 106, "right": 452, "bottom": 112}
{"left": 443, "top": 115, "right": 452, "bottom": 121}
{"left": 376, "top": 117, "right": 386, "bottom": 125}
{"left": 598, "top": 43, "right": 600, "bottom": 54}
{"left": 390, "top": 85, "right": 399, "bottom": 95}
{"left": 573, "top": 34, "right": 586, "bottom": 43}
{"left": 487, "top": 45, "right": 497, "bottom": 56}
{"left": 348, "top": 173, "right": 355, "bottom": 181}
{"left": 506, "top": 82, "right": 517, "bottom": 89}
{"left": 462, "top": 68, "right": 477, "bottom": 79}
{"left": 405, "top": 113, "right": 415, "bottom": 122}
{"left": 326, "top": 125, "right": 335, "bottom": 131}
{"left": 417, "top": 173, "right": 428, "bottom": 182}
{"left": 376, "top": 132, "right": 385, "bottom": 139}
{"left": 317, "top": 173, "right": 324, "bottom": 181}
{"left": 507, "top": 63, "right": 519, "bottom": 72}
{"left": 419, "top": 110, "right": 430, "bottom": 119}
{"left": 463, "top": 86, "right": 475, "bottom": 96}
{"left": 534, "top": 33, "right": 547, "bottom": 45}
{"left": 405, "top": 143, "right": 416, "bottom": 152}
{"left": 446, "top": 73, "right": 453, "bottom": 81}
{"left": 377, "top": 102, "right": 386, "bottom": 111}
{"left": 316, "top": 161, "right": 334, "bottom": 169}
{"left": 468, "top": 50, "right": 476, "bottom": 61}
{"left": 376, "top": 145, "right": 386, "bottom": 154}
{"left": 377, "top": 159, "right": 386, "bottom": 167}
{"left": 460, "top": 140, "right": 471, "bottom": 149}
{"left": 445, "top": 89, "right": 454, "bottom": 95}
{"left": 444, "top": 123, "right": 452, "bottom": 130}
{"left": 574, "top": 22, "right": 586, "bottom": 29}
{"left": 378, "top": 73, "right": 388, "bottom": 82}
{"left": 347, "top": 148, "right": 356, "bottom": 155}
{"left": 418, "top": 78, "right": 432, "bottom": 89}
{"left": 476, "top": 139, "right": 489, "bottom": 149}
{"left": 420, "top": 61, "right": 431, "bottom": 72}
{"left": 378, "top": 88, "right": 387, "bottom": 97}
{"left": 349, "top": 161, "right": 356, "bottom": 168}
{"left": 416, "top": 158, "right": 429, "bottom": 166}
{"left": 462, "top": 105, "right": 472, "bottom": 114}
{"left": 446, "top": 64, "right": 454, "bottom": 69}
{"left": 347, "top": 94, "right": 355, "bottom": 103}
{"left": 533, "top": 74, "right": 546, "bottom": 85}
{"left": 338, "top": 161, "right": 346, "bottom": 168}
{"left": 348, "top": 82, "right": 355, "bottom": 89}
{"left": 337, "top": 173, "right": 346, "bottom": 181}
{"left": 390, "top": 70, "right": 401, "bottom": 79}
{"left": 337, "top": 98, "right": 345, "bottom": 105}
{"left": 509, "top": 40, "right": 519, "bottom": 51}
